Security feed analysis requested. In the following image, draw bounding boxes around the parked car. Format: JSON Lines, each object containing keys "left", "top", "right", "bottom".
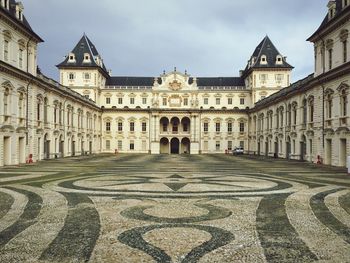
{"left": 232, "top": 147, "right": 244, "bottom": 155}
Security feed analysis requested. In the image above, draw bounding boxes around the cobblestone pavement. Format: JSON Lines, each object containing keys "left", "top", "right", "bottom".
{"left": 0, "top": 154, "right": 349, "bottom": 263}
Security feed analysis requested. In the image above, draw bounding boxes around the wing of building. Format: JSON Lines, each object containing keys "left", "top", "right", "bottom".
{"left": 1, "top": 0, "right": 349, "bottom": 167}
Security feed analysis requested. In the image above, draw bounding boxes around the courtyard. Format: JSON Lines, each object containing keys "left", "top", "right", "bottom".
{"left": 0, "top": 154, "right": 349, "bottom": 262}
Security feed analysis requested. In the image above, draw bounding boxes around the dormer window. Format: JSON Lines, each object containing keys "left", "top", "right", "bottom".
{"left": 260, "top": 55, "right": 267, "bottom": 64}
{"left": 276, "top": 55, "right": 283, "bottom": 64}
{"left": 328, "top": 1, "right": 336, "bottom": 19}
{"left": 15, "top": 3, "right": 24, "bottom": 21}
{"left": 68, "top": 53, "right": 75, "bottom": 62}
{"left": 83, "top": 53, "right": 91, "bottom": 63}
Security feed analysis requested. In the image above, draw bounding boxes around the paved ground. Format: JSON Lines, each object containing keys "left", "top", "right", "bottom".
{"left": 0, "top": 154, "right": 349, "bottom": 263}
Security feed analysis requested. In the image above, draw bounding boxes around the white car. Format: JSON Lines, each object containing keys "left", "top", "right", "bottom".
{"left": 232, "top": 147, "right": 244, "bottom": 155}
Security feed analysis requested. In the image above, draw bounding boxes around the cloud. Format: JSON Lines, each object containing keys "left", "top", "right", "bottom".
{"left": 24, "top": 0, "right": 329, "bottom": 82}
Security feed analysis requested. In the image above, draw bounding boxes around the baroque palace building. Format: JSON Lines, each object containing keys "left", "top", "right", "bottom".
{"left": 0, "top": 0, "right": 349, "bottom": 167}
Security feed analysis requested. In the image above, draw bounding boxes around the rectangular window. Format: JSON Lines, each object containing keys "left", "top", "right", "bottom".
{"left": 19, "top": 49, "right": 23, "bottom": 68}
{"left": 239, "top": 141, "right": 245, "bottom": 148}
{"left": 204, "top": 122, "right": 209, "bottom": 132}
{"left": 343, "top": 41, "right": 348, "bottom": 63}
{"left": 118, "top": 98, "right": 123, "bottom": 104}
{"left": 142, "top": 122, "right": 147, "bottom": 132}
{"left": 106, "top": 122, "right": 111, "bottom": 131}
{"left": 260, "top": 74, "right": 268, "bottom": 84}
{"left": 4, "top": 40, "right": 9, "bottom": 61}
{"left": 239, "top": 122, "right": 245, "bottom": 132}
{"left": 240, "top": 98, "right": 245, "bottom": 105}
{"left": 228, "top": 141, "right": 232, "bottom": 151}
{"left": 163, "top": 98, "right": 167, "bottom": 106}
{"left": 130, "top": 141, "right": 135, "bottom": 150}
{"left": 118, "top": 140, "right": 123, "bottom": 150}
{"left": 130, "top": 98, "right": 135, "bottom": 104}
{"left": 228, "top": 98, "right": 233, "bottom": 105}
{"left": 204, "top": 98, "right": 209, "bottom": 105}
{"left": 227, "top": 122, "right": 232, "bottom": 133}
{"left": 84, "top": 73, "right": 90, "bottom": 80}
{"left": 216, "top": 98, "right": 220, "bottom": 105}
{"left": 106, "top": 97, "right": 111, "bottom": 104}
{"left": 184, "top": 98, "right": 188, "bottom": 106}
{"left": 275, "top": 74, "right": 284, "bottom": 84}
{"left": 142, "top": 98, "right": 147, "bottom": 104}
{"left": 118, "top": 122, "right": 123, "bottom": 131}
{"left": 130, "top": 122, "right": 135, "bottom": 132}
{"left": 106, "top": 140, "right": 111, "bottom": 150}
{"left": 204, "top": 141, "right": 208, "bottom": 151}
{"left": 215, "top": 123, "right": 220, "bottom": 132}
{"left": 215, "top": 141, "right": 220, "bottom": 151}
{"left": 328, "top": 49, "right": 333, "bottom": 70}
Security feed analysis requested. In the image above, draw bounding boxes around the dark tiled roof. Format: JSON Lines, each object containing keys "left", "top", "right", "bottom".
{"left": 106, "top": 77, "right": 156, "bottom": 86}
{"left": 308, "top": 0, "right": 350, "bottom": 41}
{"left": 0, "top": 0, "right": 43, "bottom": 42}
{"left": 57, "top": 34, "right": 108, "bottom": 75}
{"left": 196, "top": 77, "right": 245, "bottom": 87}
{"left": 253, "top": 73, "right": 315, "bottom": 110}
{"left": 243, "top": 36, "right": 293, "bottom": 76}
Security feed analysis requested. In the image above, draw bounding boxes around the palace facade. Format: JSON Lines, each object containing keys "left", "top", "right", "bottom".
{"left": 0, "top": 0, "right": 349, "bottom": 167}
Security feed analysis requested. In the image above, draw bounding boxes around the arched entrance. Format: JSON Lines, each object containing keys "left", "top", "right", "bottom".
{"left": 59, "top": 135, "right": 64, "bottom": 157}
{"left": 300, "top": 135, "right": 306, "bottom": 161}
{"left": 170, "top": 117, "right": 180, "bottom": 134}
{"left": 181, "top": 138, "right": 190, "bottom": 154}
{"left": 170, "top": 138, "right": 180, "bottom": 154}
{"left": 181, "top": 117, "right": 191, "bottom": 133}
{"left": 286, "top": 136, "right": 291, "bottom": 159}
{"left": 160, "top": 137, "right": 169, "bottom": 154}
{"left": 44, "top": 133, "right": 50, "bottom": 159}
{"left": 160, "top": 117, "right": 169, "bottom": 133}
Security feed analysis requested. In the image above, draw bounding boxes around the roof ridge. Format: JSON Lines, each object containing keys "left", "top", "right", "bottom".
{"left": 252, "top": 36, "right": 268, "bottom": 67}
{"left": 84, "top": 34, "right": 95, "bottom": 58}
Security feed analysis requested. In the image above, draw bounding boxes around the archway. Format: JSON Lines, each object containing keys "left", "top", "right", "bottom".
{"left": 170, "top": 138, "right": 180, "bottom": 154}
{"left": 181, "top": 117, "right": 191, "bottom": 133}
{"left": 181, "top": 138, "right": 190, "bottom": 154}
{"left": 286, "top": 136, "right": 291, "bottom": 159}
{"left": 43, "top": 133, "right": 50, "bottom": 159}
{"left": 274, "top": 137, "right": 279, "bottom": 158}
{"left": 160, "top": 117, "right": 169, "bottom": 133}
{"left": 300, "top": 135, "right": 306, "bottom": 161}
{"left": 170, "top": 117, "right": 180, "bottom": 134}
{"left": 160, "top": 137, "right": 169, "bottom": 154}
{"left": 59, "top": 135, "right": 64, "bottom": 157}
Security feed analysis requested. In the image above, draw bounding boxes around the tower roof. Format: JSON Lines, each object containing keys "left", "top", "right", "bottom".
{"left": 242, "top": 36, "right": 293, "bottom": 77}
{"left": 57, "top": 34, "right": 108, "bottom": 75}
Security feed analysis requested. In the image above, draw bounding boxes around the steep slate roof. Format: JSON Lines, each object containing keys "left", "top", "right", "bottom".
{"left": 0, "top": 0, "right": 43, "bottom": 42}
{"left": 57, "top": 34, "right": 108, "bottom": 75}
{"left": 106, "top": 77, "right": 156, "bottom": 87}
{"left": 307, "top": 0, "right": 350, "bottom": 41}
{"left": 196, "top": 77, "right": 245, "bottom": 87}
{"left": 243, "top": 36, "right": 293, "bottom": 77}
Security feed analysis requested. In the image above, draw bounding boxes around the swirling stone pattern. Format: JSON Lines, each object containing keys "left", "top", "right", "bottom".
{"left": 0, "top": 154, "right": 349, "bottom": 262}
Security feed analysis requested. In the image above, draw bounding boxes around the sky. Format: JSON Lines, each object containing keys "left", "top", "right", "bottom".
{"left": 24, "top": 0, "right": 329, "bottom": 83}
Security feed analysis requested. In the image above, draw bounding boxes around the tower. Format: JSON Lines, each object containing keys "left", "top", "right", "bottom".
{"left": 242, "top": 36, "right": 293, "bottom": 104}
{"left": 57, "top": 34, "right": 109, "bottom": 104}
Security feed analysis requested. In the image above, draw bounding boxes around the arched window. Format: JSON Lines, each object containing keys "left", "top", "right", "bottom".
{"left": 308, "top": 97, "right": 314, "bottom": 123}
{"left": 292, "top": 103, "right": 297, "bottom": 126}
{"left": 18, "top": 92, "right": 25, "bottom": 119}
{"left": 341, "top": 89, "right": 348, "bottom": 117}
{"left": 3, "top": 88, "right": 10, "bottom": 116}
{"left": 326, "top": 93, "right": 333, "bottom": 119}
{"left": 37, "top": 96, "right": 42, "bottom": 121}
{"left": 44, "top": 97, "right": 48, "bottom": 124}
{"left": 302, "top": 99, "right": 307, "bottom": 125}
{"left": 287, "top": 104, "right": 292, "bottom": 127}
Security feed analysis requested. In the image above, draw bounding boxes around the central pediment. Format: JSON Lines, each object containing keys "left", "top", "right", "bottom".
{"left": 153, "top": 70, "right": 198, "bottom": 91}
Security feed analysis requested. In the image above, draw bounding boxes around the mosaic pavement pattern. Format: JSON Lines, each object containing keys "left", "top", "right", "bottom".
{"left": 0, "top": 154, "right": 349, "bottom": 263}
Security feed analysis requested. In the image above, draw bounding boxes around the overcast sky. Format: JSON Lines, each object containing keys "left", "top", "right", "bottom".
{"left": 24, "top": 0, "right": 328, "bottom": 83}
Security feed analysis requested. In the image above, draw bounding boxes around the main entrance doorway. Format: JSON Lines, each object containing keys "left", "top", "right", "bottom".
{"left": 170, "top": 138, "right": 180, "bottom": 154}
